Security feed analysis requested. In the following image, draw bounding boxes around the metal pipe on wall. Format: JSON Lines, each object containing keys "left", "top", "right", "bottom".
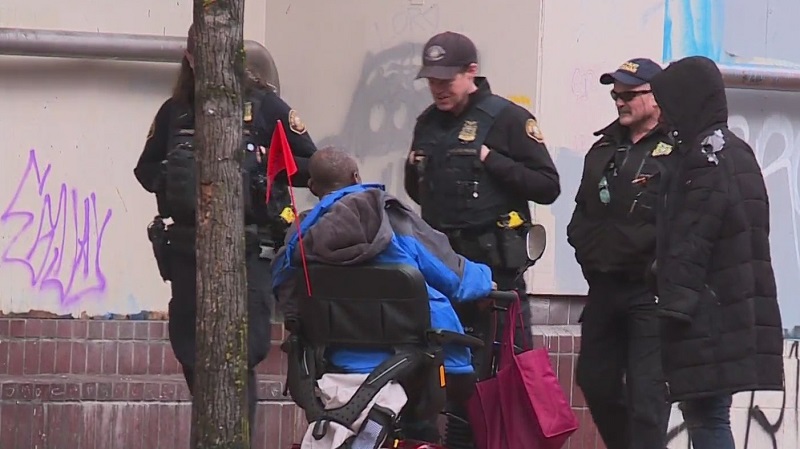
{"left": 0, "top": 27, "right": 280, "bottom": 94}
{"left": 3, "top": 27, "right": 800, "bottom": 93}
{"left": 720, "top": 64, "right": 800, "bottom": 92}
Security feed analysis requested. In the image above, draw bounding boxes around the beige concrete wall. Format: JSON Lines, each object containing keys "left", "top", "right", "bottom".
{"left": 0, "top": 0, "right": 268, "bottom": 316}
{"left": 0, "top": 0, "right": 547, "bottom": 316}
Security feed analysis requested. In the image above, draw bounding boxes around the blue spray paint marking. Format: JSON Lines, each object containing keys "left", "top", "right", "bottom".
{"left": 663, "top": 0, "right": 726, "bottom": 62}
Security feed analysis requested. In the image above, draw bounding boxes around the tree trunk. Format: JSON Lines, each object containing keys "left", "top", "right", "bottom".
{"left": 191, "top": 0, "right": 249, "bottom": 448}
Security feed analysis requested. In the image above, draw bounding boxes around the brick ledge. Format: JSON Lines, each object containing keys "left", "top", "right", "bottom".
{"left": 0, "top": 373, "right": 290, "bottom": 402}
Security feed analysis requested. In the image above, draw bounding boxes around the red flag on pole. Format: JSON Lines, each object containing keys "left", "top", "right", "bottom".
{"left": 266, "top": 120, "right": 311, "bottom": 295}
{"left": 266, "top": 120, "right": 298, "bottom": 201}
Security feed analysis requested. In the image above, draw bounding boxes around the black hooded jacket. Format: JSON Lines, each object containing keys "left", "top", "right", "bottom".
{"left": 566, "top": 120, "right": 672, "bottom": 277}
{"left": 648, "top": 56, "right": 784, "bottom": 401}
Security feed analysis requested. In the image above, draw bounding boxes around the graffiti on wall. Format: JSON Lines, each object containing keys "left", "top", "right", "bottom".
{"left": 666, "top": 342, "right": 799, "bottom": 448}
{"left": 0, "top": 149, "right": 113, "bottom": 306}
{"left": 316, "top": 4, "right": 441, "bottom": 202}
{"left": 663, "top": 0, "right": 800, "bottom": 68}
{"left": 315, "top": 2, "right": 540, "bottom": 206}
{"left": 315, "top": 40, "right": 429, "bottom": 201}
{"left": 727, "top": 91, "right": 800, "bottom": 336}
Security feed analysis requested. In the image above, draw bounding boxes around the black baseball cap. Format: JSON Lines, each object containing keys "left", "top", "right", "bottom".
{"left": 600, "top": 58, "right": 662, "bottom": 86}
{"left": 416, "top": 31, "right": 478, "bottom": 80}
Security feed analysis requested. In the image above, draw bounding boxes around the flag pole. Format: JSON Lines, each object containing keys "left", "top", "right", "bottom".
{"left": 266, "top": 120, "right": 312, "bottom": 296}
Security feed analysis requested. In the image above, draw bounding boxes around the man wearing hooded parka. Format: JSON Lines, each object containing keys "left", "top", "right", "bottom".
{"left": 641, "top": 56, "right": 784, "bottom": 449}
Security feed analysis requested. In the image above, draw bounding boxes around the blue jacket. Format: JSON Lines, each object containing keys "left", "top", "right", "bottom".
{"left": 271, "top": 183, "right": 493, "bottom": 374}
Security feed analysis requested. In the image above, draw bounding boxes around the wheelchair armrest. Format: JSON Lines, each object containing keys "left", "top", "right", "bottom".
{"left": 487, "top": 290, "right": 519, "bottom": 312}
{"left": 426, "top": 329, "right": 485, "bottom": 349}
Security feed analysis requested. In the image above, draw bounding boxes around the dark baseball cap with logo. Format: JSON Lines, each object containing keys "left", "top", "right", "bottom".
{"left": 416, "top": 31, "right": 478, "bottom": 80}
{"left": 600, "top": 58, "right": 662, "bottom": 86}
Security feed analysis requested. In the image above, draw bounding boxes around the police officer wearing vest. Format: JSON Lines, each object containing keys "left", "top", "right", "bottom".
{"left": 133, "top": 25, "right": 317, "bottom": 437}
{"left": 404, "top": 31, "right": 560, "bottom": 447}
{"left": 566, "top": 58, "right": 671, "bottom": 449}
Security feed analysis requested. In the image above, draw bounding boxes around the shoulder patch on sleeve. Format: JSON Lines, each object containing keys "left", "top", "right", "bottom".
{"left": 525, "top": 118, "right": 544, "bottom": 143}
{"left": 146, "top": 118, "right": 156, "bottom": 140}
{"left": 288, "top": 109, "right": 307, "bottom": 135}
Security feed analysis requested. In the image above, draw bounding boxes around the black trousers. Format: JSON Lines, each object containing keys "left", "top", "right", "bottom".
{"left": 167, "top": 248, "right": 273, "bottom": 439}
{"left": 398, "top": 372, "right": 478, "bottom": 444}
{"left": 575, "top": 274, "right": 669, "bottom": 449}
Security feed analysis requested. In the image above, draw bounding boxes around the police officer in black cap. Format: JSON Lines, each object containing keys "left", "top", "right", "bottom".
{"left": 567, "top": 58, "right": 671, "bottom": 449}
{"left": 404, "top": 31, "right": 560, "bottom": 447}
{"left": 133, "top": 24, "right": 317, "bottom": 438}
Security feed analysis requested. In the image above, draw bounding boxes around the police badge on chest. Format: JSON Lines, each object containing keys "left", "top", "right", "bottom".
{"left": 459, "top": 120, "right": 478, "bottom": 142}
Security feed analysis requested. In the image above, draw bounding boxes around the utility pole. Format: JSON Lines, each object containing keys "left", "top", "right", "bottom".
{"left": 191, "top": 0, "right": 250, "bottom": 447}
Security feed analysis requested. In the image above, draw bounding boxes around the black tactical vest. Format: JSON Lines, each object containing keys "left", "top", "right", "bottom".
{"left": 163, "top": 89, "right": 291, "bottom": 236}
{"left": 414, "top": 94, "right": 514, "bottom": 231}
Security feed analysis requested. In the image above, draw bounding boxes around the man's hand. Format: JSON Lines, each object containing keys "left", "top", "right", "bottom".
{"left": 480, "top": 145, "right": 491, "bottom": 162}
{"left": 476, "top": 281, "right": 499, "bottom": 311}
{"left": 256, "top": 145, "right": 267, "bottom": 163}
{"left": 408, "top": 150, "right": 425, "bottom": 164}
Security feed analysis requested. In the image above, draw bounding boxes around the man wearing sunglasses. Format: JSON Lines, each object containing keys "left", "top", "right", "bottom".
{"left": 567, "top": 57, "right": 671, "bottom": 449}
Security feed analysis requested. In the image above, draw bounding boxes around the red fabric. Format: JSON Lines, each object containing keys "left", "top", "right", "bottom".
{"left": 466, "top": 373, "right": 509, "bottom": 449}
{"left": 266, "top": 120, "right": 311, "bottom": 295}
{"left": 266, "top": 119, "right": 298, "bottom": 201}
{"left": 467, "top": 294, "right": 579, "bottom": 449}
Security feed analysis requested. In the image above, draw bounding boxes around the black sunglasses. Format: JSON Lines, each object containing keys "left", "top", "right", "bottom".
{"left": 610, "top": 89, "right": 652, "bottom": 102}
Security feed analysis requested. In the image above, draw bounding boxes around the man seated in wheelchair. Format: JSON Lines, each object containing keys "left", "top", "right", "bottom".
{"left": 272, "top": 147, "right": 494, "bottom": 449}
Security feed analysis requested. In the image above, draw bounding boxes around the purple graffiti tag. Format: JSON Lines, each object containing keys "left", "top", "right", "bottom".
{"left": 1, "top": 149, "right": 113, "bottom": 306}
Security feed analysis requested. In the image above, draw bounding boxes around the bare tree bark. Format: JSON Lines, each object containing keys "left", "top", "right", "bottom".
{"left": 191, "top": 0, "right": 249, "bottom": 448}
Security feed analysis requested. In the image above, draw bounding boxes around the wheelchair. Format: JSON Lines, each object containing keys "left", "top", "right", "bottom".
{"left": 283, "top": 225, "right": 547, "bottom": 449}
{"left": 281, "top": 263, "right": 524, "bottom": 449}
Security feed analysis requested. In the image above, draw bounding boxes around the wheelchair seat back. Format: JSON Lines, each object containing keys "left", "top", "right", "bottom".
{"left": 296, "top": 263, "right": 431, "bottom": 349}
